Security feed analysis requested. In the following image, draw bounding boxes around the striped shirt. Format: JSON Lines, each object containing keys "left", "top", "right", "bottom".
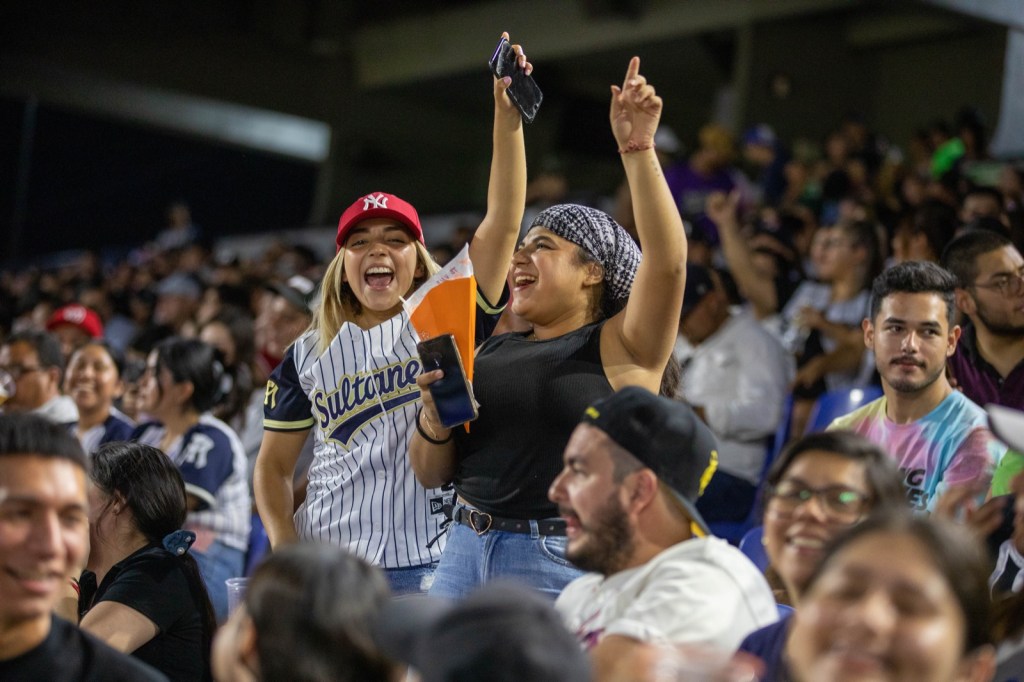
{"left": 264, "top": 304, "right": 502, "bottom": 569}
{"left": 132, "top": 415, "right": 251, "bottom": 551}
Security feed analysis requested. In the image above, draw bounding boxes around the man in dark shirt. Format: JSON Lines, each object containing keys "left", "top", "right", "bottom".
{"left": 0, "top": 413, "right": 165, "bottom": 681}
{"left": 943, "top": 230, "right": 1024, "bottom": 494}
{"left": 942, "top": 230, "right": 1024, "bottom": 409}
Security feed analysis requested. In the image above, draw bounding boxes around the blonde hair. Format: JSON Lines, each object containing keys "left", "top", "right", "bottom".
{"left": 310, "top": 241, "right": 440, "bottom": 355}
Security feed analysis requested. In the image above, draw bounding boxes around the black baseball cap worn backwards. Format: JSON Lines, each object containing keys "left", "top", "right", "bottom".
{"left": 581, "top": 386, "right": 719, "bottom": 536}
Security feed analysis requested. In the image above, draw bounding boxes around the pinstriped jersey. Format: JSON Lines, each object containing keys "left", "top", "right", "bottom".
{"left": 265, "top": 312, "right": 441, "bottom": 567}
{"left": 264, "top": 303, "right": 502, "bottom": 568}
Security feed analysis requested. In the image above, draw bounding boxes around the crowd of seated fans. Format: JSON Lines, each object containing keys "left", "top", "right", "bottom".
{"left": 2, "top": 72, "right": 1024, "bottom": 681}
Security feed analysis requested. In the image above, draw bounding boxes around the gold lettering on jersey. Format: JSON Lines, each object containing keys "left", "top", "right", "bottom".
{"left": 264, "top": 380, "right": 279, "bottom": 409}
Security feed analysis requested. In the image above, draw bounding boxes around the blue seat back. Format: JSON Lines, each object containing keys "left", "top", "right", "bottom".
{"left": 804, "top": 385, "right": 883, "bottom": 434}
{"left": 738, "top": 525, "right": 769, "bottom": 572}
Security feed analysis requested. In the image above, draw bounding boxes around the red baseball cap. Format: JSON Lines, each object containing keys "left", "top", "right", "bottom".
{"left": 46, "top": 305, "right": 104, "bottom": 339}
{"left": 336, "top": 192, "right": 424, "bottom": 252}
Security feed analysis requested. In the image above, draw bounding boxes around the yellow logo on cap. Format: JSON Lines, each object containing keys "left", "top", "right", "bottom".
{"left": 698, "top": 450, "right": 719, "bottom": 496}
{"left": 584, "top": 406, "right": 600, "bottom": 419}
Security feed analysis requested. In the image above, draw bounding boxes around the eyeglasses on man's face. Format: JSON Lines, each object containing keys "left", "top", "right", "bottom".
{"left": 972, "top": 267, "right": 1024, "bottom": 298}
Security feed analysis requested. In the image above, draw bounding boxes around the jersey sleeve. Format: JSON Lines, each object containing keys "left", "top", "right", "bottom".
{"left": 95, "top": 553, "right": 190, "bottom": 632}
{"left": 263, "top": 344, "right": 315, "bottom": 432}
{"left": 475, "top": 285, "right": 510, "bottom": 344}
{"left": 176, "top": 427, "right": 235, "bottom": 510}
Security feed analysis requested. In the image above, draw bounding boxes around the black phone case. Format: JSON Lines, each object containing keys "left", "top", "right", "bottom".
{"left": 417, "top": 334, "right": 479, "bottom": 429}
{"left": 488, "top": 38, "right": 543, "bottom": 124}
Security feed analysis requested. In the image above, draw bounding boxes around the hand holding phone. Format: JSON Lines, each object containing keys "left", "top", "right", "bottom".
{"left": 417, "top": 334, "right": 479, "bottom": 429}
{"left": 489, "top": 36, "right": 543, "bottom": 124}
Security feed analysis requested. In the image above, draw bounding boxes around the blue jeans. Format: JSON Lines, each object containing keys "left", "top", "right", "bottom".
{"left": 429, "top": 510, "right": 584, "bottom": 600}
{"left": 194, "top": 540, "right": 246, "bottom": 623}
{"left": 385, "top": 563, "right": 438, "bottom": 596}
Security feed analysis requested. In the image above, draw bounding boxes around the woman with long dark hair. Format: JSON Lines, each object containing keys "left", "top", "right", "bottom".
{"left": 132, "top": 336, "right": 250, "bottom": 621}
{"left": 79, "top": 441, "right": 216, "bottom": 681}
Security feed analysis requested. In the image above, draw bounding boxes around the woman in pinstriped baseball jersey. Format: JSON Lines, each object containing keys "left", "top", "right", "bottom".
{"left": 255, "top": 33, "right": 531, "bottom": 595}
{"left": 411, "top": 57, "right": 689, "bottom": 599}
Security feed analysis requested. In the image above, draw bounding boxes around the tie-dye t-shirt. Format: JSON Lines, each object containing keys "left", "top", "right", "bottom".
{"left": 828, "top": 391, "right": 1006, "bottom": 512}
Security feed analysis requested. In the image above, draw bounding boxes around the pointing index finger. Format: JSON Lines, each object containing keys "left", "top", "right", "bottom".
{"left": 622, "top": 56, "right": 640, "bottom": 89}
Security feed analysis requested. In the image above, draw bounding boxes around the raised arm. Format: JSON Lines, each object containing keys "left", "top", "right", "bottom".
{"left": 709, "top": 191, "right": 779, "bottom": 318}
{"left": 468, "top": 32, "right": 529, "bottom": 305}
{"left": 792, "top": 328, "right": 865, "bottom": 392}
{"left": 603, "top": 57, "right": 687, "bottom": 386}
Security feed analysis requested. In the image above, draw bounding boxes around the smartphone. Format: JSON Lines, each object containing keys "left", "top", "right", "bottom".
{"left": 416, "top": 334, "right": 479, "bottom": 429}
{"left": 488, "top": 37, "right": 543, "bottom": 124}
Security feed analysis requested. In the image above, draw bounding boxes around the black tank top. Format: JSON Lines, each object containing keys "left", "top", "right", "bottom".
{"left": 453, "top": 321, "right": 612, "bottom": 518}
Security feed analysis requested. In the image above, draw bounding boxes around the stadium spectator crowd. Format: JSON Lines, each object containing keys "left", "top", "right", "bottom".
{"left": 2, "top": 31, "right": 1024, "bottom": 682}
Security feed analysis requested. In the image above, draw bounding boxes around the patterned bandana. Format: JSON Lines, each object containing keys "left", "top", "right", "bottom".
{"left": 530, "top": 204, "right": 641, "bottom": 303}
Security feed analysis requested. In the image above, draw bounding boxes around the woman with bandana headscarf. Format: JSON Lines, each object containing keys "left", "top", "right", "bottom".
{"left": 412, "top": 57, "right": 688, "bottom": 598}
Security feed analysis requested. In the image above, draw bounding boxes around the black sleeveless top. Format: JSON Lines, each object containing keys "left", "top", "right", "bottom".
{"left": 453, "top": 321, "right": 612, "bottom": 518}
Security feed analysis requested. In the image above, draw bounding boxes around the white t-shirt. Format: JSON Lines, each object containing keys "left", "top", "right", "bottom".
{"left": 675, "top": 309, "right": 795, "bottom": 483}
{"left": 556, "top": 537, "right": 778, "bottom": 653}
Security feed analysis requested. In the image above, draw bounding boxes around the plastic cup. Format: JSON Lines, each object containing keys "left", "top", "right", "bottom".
{"left": 0, "top": 370, "right": 15, "bottom": 408}
{"left": 225, "top": 577, "right": 249, "bottom": 614}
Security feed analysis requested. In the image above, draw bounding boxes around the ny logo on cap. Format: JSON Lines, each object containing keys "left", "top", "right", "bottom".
{"left": 363, "top": 193, "right": 389, "bottom": 210}
{"left": 64, "top": 306, "right": 88, "bottom": 323}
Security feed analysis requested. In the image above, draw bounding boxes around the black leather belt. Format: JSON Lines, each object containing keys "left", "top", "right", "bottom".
{"left": 451, "top": 506, "right": 566, "bottom": 536}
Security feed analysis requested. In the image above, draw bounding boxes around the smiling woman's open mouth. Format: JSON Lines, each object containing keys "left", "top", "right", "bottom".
{"left": 365, "top": 266, "right": 395, "bottom": 289}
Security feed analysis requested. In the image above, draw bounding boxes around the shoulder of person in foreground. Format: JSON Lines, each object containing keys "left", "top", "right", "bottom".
{"left": 39, "top": 616, "right": 169, "bottom": 682}
{"left": 574, "top": 538, "right": 777, "bottom": 650}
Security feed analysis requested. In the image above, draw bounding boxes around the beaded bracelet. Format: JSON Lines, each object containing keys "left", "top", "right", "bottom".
{"left": 416, "top": 407, "right": 453, "bottom": 445}
{"left": 618, "top": 140, "right": 656, "bottom": 154}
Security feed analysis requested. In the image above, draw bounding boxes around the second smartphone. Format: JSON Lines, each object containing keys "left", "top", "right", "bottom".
{"left": 416, "top": 333, "right": 479, "bottom": 429}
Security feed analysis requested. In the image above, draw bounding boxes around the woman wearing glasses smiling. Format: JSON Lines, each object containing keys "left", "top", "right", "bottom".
{"left": 738, "top": 430, "right": 906, "bottom": 679}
